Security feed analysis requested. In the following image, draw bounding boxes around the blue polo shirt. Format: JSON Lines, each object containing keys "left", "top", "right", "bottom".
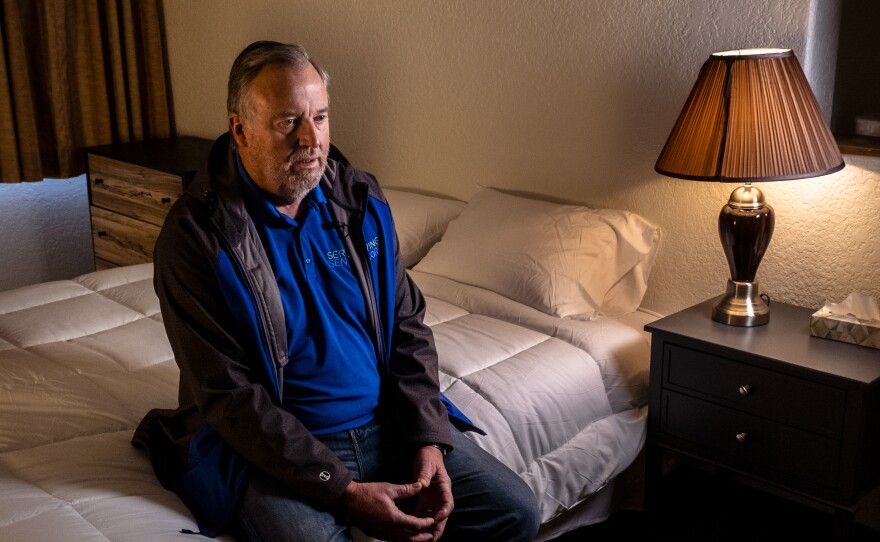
{"left": 237, "top": 156, "right": 380, "bottom": 435}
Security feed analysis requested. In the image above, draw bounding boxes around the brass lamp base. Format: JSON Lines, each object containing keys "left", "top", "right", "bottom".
{"left": 712, "top": 279, "right": 769, "bottom": 327}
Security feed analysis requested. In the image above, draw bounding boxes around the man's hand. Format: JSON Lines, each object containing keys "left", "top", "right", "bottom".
{"left": 411, "top": 445, "right": 453, "bottom": 541}
{"left": 339, "top": 480, "right": 436, "bottom": 542}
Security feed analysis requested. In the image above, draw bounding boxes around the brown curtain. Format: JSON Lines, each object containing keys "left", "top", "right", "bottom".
{"left": 0, "top": 0, "right": 173, "bottom": 183}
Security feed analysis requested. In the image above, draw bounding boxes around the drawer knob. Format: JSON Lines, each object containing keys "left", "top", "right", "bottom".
{"left": 161, "top": 197, "right": 172, "bottom": 204}
{"left": 736, "top": 432, "right": 748, "bottom": 444}
{"left": 94, "top": 178, "right": 104, "bottom": 185}
{"left": 738, "top": 384, "right": 751, "bottom": 396}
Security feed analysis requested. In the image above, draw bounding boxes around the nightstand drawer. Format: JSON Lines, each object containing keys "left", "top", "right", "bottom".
{"left": 664, "top": 344, "right": 846, "bottom": 438}
{"left": 647, "top": 300, "right": 880, "bottom": 526}
{"left": 663, "top": 391, "right": 841, "bottom": 489}
{"left": 91, "top": 206, "right": 161, "bottom": 266}
{"left": 88, "top": 154, "right": 181, "bottom": 227}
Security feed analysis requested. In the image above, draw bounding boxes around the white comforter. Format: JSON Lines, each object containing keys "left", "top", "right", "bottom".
{"left": 0, "top": 264, "right": 655, "bottom": 541}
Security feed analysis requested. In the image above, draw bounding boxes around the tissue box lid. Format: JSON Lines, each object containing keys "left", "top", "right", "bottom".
{"left": 810, "top": 310, "right": 880, "bottom": 350}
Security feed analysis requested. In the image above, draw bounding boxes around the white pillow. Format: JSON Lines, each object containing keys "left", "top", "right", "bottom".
{"left": 383, "top": 188, "right": 467, "bottom": 268}
{"left": 414, "top": 188, "right": 661, "bottom": 319}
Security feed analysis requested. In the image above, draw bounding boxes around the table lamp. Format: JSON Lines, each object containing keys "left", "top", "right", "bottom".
{"left": 655, "top": 48, "right": 844, "bottom": 326}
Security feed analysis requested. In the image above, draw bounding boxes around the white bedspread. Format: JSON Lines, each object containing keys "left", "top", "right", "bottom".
{"left": 412, "top": 270, "right": 654, "bottom": 527}
{"left": 0, "top": 264, "right": 656, "bottom": 541}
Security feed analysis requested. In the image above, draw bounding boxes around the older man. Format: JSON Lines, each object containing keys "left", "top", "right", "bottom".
{"left": 133, "top": 41, "right": 540, "bottom": 542}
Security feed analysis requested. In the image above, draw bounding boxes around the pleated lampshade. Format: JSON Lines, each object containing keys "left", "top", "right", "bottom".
{"left": 654, "top": 48, "right": 845, "bottom": 327}
{"left": 655, "top": 48, "right": 844, "bottom": 182}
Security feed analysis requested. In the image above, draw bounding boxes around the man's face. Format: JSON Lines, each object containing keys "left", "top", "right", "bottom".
{"left": 230, "top": 63, "right": 330, "bottom": 206}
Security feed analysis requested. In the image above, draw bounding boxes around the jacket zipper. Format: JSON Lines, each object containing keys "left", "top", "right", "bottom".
{"left": 210, "top": 220, "right": 283, "bottom": 400}
{"left": 354, "top": 223, "right": 386, "bottom": 366}
{"left": 324, "top": 195, "right": 387, "bottom": 368}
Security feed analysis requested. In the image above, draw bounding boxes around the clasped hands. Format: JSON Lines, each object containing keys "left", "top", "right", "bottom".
{"left": 339, "top": 445, "right": 452, "bottom": 542}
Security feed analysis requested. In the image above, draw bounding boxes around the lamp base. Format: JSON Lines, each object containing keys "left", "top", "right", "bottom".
{"left": 712, "top": 279, "right": 769, "bottom": 327}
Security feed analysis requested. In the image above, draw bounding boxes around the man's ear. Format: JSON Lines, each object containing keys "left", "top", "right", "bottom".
{"left": 228, "top": 112, "right": 248, "bottom": 148}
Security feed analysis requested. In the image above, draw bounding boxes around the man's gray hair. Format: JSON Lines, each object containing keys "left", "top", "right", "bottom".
{"left": 227, "top": 41, "right": 329, "bottom": 118}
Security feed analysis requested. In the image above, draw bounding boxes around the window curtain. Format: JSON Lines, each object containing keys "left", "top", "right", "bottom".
{"left": 0, "top": 0, "right": 172, "bottom": 183}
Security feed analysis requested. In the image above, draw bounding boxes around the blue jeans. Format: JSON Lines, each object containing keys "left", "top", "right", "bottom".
{"left": 232, "top": 420, "right": 541, "bottom": 541}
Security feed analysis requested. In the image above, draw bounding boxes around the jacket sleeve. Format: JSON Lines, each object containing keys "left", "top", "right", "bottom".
{"left": 153, "top": 199, "right": 353, "bottom": 509}
{"left": 381, "top": 194, "right": 454, "bottom": 451}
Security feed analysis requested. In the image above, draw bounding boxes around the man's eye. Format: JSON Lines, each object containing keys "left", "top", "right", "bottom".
{"left": 315, "top": 114, "right": 328, "bottom": 123}
{"left": 279, "top": 118, "right": 297, "bottom": 129}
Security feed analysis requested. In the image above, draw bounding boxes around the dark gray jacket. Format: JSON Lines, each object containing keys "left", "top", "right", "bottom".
{"left": 133, "top": 133, "right": 457, "bottom": 535}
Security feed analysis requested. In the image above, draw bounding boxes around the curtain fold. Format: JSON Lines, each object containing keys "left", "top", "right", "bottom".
{"left": 0, "top": 0, "right": 172, "bottom": 183}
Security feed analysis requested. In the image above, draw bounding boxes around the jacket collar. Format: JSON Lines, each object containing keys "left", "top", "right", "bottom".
{"left": 188, "top": 132, "right": 350, "bottom": 246}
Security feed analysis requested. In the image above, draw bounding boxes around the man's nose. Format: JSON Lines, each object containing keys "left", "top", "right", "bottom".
{"left": 295, "top": 120, "right": 319, "bottom": 149}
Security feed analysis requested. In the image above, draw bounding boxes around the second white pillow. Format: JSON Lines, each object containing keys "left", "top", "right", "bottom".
{"left": 414, "top": 188, "right": 660, "bottom": 319}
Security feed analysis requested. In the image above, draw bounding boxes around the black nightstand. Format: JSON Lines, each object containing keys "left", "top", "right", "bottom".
{"left": 645, "top": 298, "right": 880, "bottom": 541}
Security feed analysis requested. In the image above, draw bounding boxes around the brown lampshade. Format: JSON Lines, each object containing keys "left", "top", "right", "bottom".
{"left": 655, "top": 49, "right": 845, "bottom": 327}
{"left": 655, "top": 48, "right": 844, "bottom": 182}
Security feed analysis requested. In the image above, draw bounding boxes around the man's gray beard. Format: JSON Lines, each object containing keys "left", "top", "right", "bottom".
{"left": 276, "top": 160, "right": 325, "bottom": 204}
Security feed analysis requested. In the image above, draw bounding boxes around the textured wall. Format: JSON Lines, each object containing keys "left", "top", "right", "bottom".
{"left": 163, "top": 0, "right": 879, "bottom": 316}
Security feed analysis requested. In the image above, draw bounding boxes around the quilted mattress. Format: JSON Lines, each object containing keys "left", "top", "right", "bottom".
{"left": 0, "top": 264, "right": 656, "bottom": 540}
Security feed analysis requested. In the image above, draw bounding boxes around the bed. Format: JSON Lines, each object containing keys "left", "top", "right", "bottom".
{"left": 0, "top": 186, "right": 661, "bottom": 541}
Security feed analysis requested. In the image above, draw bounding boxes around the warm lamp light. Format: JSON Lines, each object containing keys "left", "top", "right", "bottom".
{"left": 655, "top": 48, "right": 844, "bottom": 326}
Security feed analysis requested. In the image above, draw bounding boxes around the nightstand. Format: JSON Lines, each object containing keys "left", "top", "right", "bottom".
{"left": 645, "top": 298, "right": 880, "bottom": 541}
{"left": 85, "top": 136, "right": 214, "bottom": 269}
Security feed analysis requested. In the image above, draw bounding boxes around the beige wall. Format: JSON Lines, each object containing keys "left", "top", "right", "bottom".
{"left": 163, "top": 0, "right": 879, "bottom": 316}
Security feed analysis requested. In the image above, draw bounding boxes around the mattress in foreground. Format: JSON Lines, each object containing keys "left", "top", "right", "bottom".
{"left": 0, "top": 264, "right": 654, "bottom": 540}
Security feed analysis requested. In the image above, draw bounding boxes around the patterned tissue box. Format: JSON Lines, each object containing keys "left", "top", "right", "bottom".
{"left": 810, "top": 310, "right": 880, "bottom": 350}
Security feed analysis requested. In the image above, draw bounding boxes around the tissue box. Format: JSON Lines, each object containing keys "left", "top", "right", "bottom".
{"left": 810, "top": 310, "right": 880, "bottom": 350}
